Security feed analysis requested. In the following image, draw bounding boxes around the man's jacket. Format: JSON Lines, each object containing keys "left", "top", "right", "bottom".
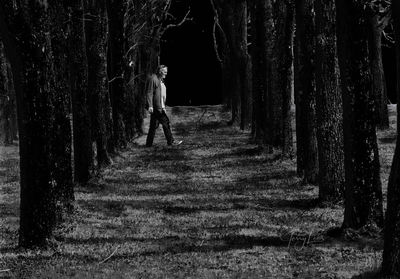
{"left": 146, "top": 74, "right": 165, "bottom": 113}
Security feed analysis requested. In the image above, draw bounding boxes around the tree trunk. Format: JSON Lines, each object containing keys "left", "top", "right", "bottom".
{"left": 294, "top": 0, "right": 318, "bottom": 181}
{"left": 106, "top": 0, "right": 127, "bottom": 148}
{"left": 250, "top": 0, "right": 274, "bottom": 147}
{"left": 281, "top": 0, "right": 295, "bottom": 156}
{"left": 314, "top": 0, "right": 344, "bottom": 202}
{"left": 0, "top": 43, "right": 11, "bottom": 145}
{"left": 217, "top": 0, "right": 252, "bottom": 130}
{"left": 85, "top": 0, "right": 111, "bottom": 167}
{"left": 336, "top": 0, "right": 383, "bottom": 230}
{"left": 50, "top": 1, "right": 74, "bottom": 210}
{"left": 69, "top": 0, "right": 93, "bottom": 184}
{"left": 381, "top": 0, "right": 400, "bottom": 276}
{"left": 369, "top": 15, "right": 389, "bottom": 129}
{"left": 0, "top": 2, "right": 57, "bottom": 247}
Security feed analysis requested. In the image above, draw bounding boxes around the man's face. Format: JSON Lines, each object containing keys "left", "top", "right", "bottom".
{"left": 160, "top": 67, "right": 168, "bottom": 79}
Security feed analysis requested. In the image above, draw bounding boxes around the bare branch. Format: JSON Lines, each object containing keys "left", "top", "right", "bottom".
{"left": 108, "top": 75, "right": 124, "bottom": 83}
{"left": 162, "top": 8, "right": 192, "bottom": 34}
{"left": 209, "top": 0, "right": 226, "bottom": 64}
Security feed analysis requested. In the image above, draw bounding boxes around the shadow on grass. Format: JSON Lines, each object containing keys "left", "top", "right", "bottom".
{"left": 0, "top": 157, "right": 20, "bottom": 183}
{"left": 0, "top": 202, "right": 19, "bottom": 217}
{"left": 76, "top": 197, "right": 321, "bottom": 217}
{"left": 379, "top": 135, "right": 397, "bottom": 144}
{"left": 58, "top": 234, "right": 292, "bottom": 261}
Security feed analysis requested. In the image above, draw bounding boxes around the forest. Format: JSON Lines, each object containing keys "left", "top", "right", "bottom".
{"left": 1, "top": 0, "right": 400, "bottom": 278}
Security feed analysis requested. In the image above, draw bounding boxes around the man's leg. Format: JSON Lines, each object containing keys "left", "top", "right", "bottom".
{"left": 159, "top": 111, "right": 174, "bottom": 145}
{"left": 146, "top": 114, "right": 158, "bottom": 147}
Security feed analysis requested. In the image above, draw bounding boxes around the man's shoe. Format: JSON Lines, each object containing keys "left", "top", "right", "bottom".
{"left": 170, "top": 140, "right": 182, "bottom": 146}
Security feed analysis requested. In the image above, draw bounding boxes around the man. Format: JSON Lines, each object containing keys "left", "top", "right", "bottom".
{"left": 146, "top": 65, "right": 182, "bottom": 147}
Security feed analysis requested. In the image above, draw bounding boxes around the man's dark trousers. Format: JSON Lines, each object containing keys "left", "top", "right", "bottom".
{"left": 146, "top": 110, "right": 174, "bottom": 146}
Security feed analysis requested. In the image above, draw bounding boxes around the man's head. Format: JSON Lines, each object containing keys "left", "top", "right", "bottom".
{"left": 157, "top": 65, "right": 168, "bottom": 79}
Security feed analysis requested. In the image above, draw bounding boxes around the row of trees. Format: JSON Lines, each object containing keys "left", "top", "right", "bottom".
{"left": 0, "top": 0, "right": 180, "bottom": 247}
{"left": 210, "top": 0, "right": 384, "bottom": 234}
{"left": 210, "top": 0, "right": 399, "bottom": 276}
{"left": 2, "top": 0, "right": 400, "bottom": 276}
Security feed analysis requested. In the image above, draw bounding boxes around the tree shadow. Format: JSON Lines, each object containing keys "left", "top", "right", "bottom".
{"left": 379, "top": 135, "right": 396, "bottom": 143}
{"left": 0, "top": 202, "right": 19, "bottom": 217}
{"left": 76, "top": 196, "right": 322, "bottom": 218}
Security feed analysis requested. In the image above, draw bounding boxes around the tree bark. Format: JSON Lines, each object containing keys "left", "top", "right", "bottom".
{"left": 69, "top": 0, "right": 93, "bottom": 184}
{"left": 381, "top": 0, "right": 400, "bottom": 276}
{"left": 314, "top": 0, "right": 344, "bottom": 202}
{"left": 271, "top": 0, "right": 295, "bottom": 155}
{"left": 250, "top": 0, "right": 274, "bottom": 148}
{"left": 50, "top": 1, "right": 74, "bottom": 210}
{"left": 217, "top": 0, "right": 252, "bottom": 130}
{"left": 336, "top": 0, "right": 383, "bottom": 230}
{"left": 0, "top": 2, "right": 58, "bottom": 247}
{"left": 0, "top": 43, "right": 11, "bottom": 145}
{"left": 294, "top": 0, "right": 318, "bottom": 180}
{"left": 369, "top": 14, "right": 389, "bottom": 129}
{"left": 106, "top": 0, "right": 127, "bottom": 148}
{"left": 85, "top": 0, "right": 111, "bottom": 167}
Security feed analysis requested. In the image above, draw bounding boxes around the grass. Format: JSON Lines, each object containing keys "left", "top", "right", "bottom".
{"left": 0, "top": 104, "right": 397, "bottom": 278}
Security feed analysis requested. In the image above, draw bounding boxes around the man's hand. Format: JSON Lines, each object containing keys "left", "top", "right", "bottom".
{"left": 148, "top": 107, "right": 153, "bottom": 114}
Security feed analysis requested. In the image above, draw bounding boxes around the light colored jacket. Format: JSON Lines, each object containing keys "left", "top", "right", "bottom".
{"left": 146, "top": 74, "right": 166, "bottom": 113}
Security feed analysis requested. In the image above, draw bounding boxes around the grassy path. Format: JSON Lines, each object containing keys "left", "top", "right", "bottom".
{"left": 0, "top": 105, "right": 396, "bottom": 278}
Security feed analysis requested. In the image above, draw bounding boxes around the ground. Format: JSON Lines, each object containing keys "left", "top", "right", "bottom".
{"left": 0, "top": 105, "right": 397, "bottom": 279}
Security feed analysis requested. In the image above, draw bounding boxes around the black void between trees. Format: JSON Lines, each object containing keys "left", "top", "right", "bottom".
{"left": 160, "top": 0, "right": 222, "bottom": 106}
{"left": 160, "top": 0, "right": 397, "bottom": 105}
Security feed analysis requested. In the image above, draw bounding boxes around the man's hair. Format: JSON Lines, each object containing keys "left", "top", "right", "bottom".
{"left": 157, "top": 65, "right": 168, "bottom": 73}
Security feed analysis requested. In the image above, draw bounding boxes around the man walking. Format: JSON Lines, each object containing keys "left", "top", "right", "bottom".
{"left": 146, "top": 65, "right": 182, "bottom": 147}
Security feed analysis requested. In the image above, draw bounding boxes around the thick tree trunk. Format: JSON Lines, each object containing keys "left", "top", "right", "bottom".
{"left": 250, "top": 0, "right": 274, "bottom": 147}
{"left": 336, "top": 0, "right": 383, "bottom": 230}
{"left": 69, "top": 0, "right": 93, "bottom": 184}
{"left": 369, "top": 15, "right": 389, "bottom": 129}
{"left": 314, "top": 0, "right": 344, "bottom": 202}
{"left": 106, "top": 0, "right": 127, "bottom": 148}
{"left": 0, "top": 2, "right": 58, "bottom": 247}
{"left": 85, "top": 0, "right": 111, "bottom": 167}
{"left": 381, "top": 0, "right": 400, "bottom": 276}
{"left": 294, "top": 0, "right": 318, "bottom": 181}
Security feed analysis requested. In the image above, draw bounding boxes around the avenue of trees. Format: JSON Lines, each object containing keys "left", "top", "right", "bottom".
{"left": 1, "top": 0, "right": 400, "bottom": 276}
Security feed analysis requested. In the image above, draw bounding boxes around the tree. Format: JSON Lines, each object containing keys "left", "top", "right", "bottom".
{"left": 106, "top": 0, "right": 127, "bottom": 149}
{"left": 214, "top": 0, "right": 252, "bottom": 130}
{"left": 279, "top": 0, "right": 295, "bottom": 156}
{"left": 69, "top": 0, "right": 93, "bottom": 184}
{"left": 250, "top": 0, "right": 274, "bottom": 148}
{"left": 369, "top": 5, "right": 390, "bottom": 129}
{"left": 336, "top": 0, "right": 383, "bottom": 230}
{"left": 0, "top": 1, "right": 58, "bottom": 247}
{"left": 314, "top": 0, "right": 344, "bottom": 202}
{"left": 381, "top": 0, "right": 400, "bottom": 276}
{"left": 269, "top": 0, "right": 295, "bottom": 154}
{"left": 0, "top": 43, "right": 17, "bottom": 145}
{"left": 85, "top": 0, "right": 112, "bottom": 167}
{"left": 50, "top": 1, "right": 74, "bottom": 210}
{"left": 294, "top": 0, "right": 318, "bottom": 182}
